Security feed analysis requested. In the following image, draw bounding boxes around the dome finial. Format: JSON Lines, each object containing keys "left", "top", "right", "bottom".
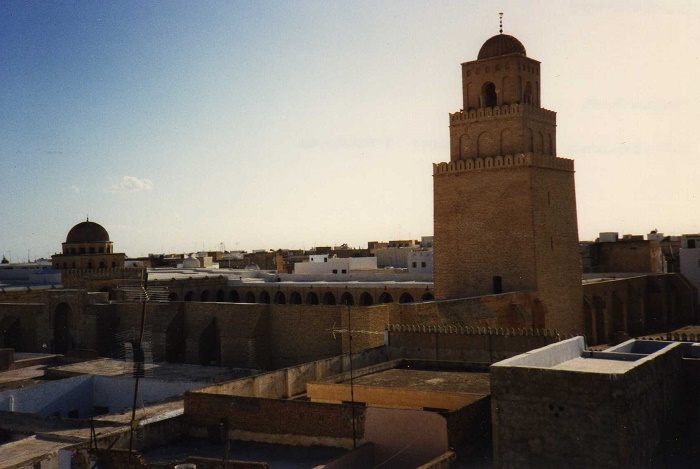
{"left": 499, "top": 12, "right": 503, "bottom": 34}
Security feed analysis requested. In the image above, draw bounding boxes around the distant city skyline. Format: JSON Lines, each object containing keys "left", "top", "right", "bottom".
{"left": 2, "top": 1, "right": 699, "bottom": 258}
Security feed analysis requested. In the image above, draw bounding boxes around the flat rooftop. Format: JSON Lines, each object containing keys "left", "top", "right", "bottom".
{"left": 307, "top": 360, "right": 490, "bottom": 411}
{"left": 47, "top": 358, "right": 252, "bottom": 382}
{"left": 493, "top": 336, "right": 682, "bottom": 375}
{"left": 351, "top": 368, "right": 490, "bottom": 395}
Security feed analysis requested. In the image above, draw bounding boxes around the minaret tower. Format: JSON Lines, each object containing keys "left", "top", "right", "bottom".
{"left": 433, "top": 26, "right": 583, "bottom": 334}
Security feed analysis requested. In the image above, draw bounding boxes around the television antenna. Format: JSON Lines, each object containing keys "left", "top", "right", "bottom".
{"left": 115, "top": 270, "right": 169, "bottom": 467}
{"left": 327, "top": 308, "right": 384, "bottom": 450}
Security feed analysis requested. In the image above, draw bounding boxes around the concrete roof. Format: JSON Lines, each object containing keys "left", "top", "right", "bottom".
{"left": 350, "top": 368, "right": 490, "bottom": 395}
{"left": 46, "top": 358, "right": 252, "bottom": 382}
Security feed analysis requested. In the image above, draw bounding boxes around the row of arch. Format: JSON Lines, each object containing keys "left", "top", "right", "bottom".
{"left": 458, "top": 128, "right": 553, "bottom": 159}
{"left": 451, "top": 103, "right": 555, "bottom": 123}
{"left": 464, "top": 62, "right": 539, "bottom": 77}
{"left": 170, "top": 289, "right": 435, "bottom": 306}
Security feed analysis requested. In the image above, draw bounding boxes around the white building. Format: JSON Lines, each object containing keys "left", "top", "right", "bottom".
{"left": 408, "top": 250, "right": 434, "bottom": 274}
{"left": 294, "top": 256, "right": 377, "bottom": 275}
{"left": 680, "top": 234, "right": 700, "bottom": 302}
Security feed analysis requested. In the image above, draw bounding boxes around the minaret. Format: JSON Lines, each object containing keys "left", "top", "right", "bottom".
{"left": 433, "top": 29, "right": 583, "bottom": 334}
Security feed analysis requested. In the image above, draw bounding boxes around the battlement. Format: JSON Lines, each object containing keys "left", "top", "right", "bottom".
{"left": 449, "top": 103, "right": 556, "bottom": 125}
{"left": 433, "top": 152, "right": 573, "bottom": 175}
{"left": 386, "top": 324, "right": 568, "bottom": 339}
{"left": 61, "top": 268, "right": 144, "bottom": 280}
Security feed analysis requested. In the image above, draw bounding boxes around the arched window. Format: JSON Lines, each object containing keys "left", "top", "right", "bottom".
{"left": 420, "top": 292, "right": 435, "bottom": 301}
{"left": 306, "top": 292, "right": 319, "bottom": 305}
{"left": 259, "top": 291, "right": 271, "bottom": 304}
{"left": 378, "top": 292, "right": 393, "bottom": 304}
{"left": 169, "top": 292, "right": 179, "bottom": 301}
{"left": 323, "top": 292, "right": 336, "bottom": 305}
{"left": 200, "top": 290, "right": 210, "bottom": 302}
{"left": 216, "top": 290, "right": 225, "bottom": 302}
{"left": 229, "top": 290, "right": 240, "bottom": 302}
{"left": 399, "top": 293, "right": 414, "bottom": 303}
{"left": 359, "top": 292, "right": 373, "bottom": 306}
{"left": 245, "top": 291, "right": 256, "bottom": 303}
{"left": 340, "top": 292, "right": 354, "bottom": 306}
{"left": 274, "top": 291, "right": 286, "bottom": 304}
{"left": 289, "top": 291, "right": 302, "bottom": 304}
{"left": 481, "top": 82, "right": 497, "bottom": 108}
{"left": 184, "top": 291, "right": 194, "bottom": 302}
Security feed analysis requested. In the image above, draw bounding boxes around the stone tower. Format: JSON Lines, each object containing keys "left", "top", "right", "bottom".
{"left": 433, "top": 33, "right": 583, "bottom": 334}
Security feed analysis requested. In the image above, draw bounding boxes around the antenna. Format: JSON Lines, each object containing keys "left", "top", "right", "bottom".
{"left": 115, "top": 271, "right": 169, "bottom": 466}
{"left": 499, "top": 12, "right": 503, "bottom": 34}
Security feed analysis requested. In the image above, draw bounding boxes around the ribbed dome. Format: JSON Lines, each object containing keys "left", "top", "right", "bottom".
{"left": 478, "top": 34, "right": 526, "bottom": 60}
{"left": 66, "top": 221, "right": 110, "bottom": 243}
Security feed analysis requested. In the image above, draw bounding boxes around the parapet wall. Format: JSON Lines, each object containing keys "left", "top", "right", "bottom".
{"left": 386, "top": 325, "right": 570, "bottom": 364}
{"left": 449, "top": 103, "right": 556, "bottom": 124}
{"left": 433, "top": 152, "right": 573, "bottom": 175}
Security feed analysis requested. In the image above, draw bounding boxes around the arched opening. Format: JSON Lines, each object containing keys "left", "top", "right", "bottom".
{"left": 274, "top": 291, "right": 286, "bottom": 304}
{"left": 323, "top": 292, "right": 337, "bottom": 305}
{"left": 306, "top": 292, "right": 319, "bottom": 305}
{"left": 168, "top": 292, "right": 179, "bottom": 301}
{"left": 229, "top": 290, "right": 240, "bottom": 302}
{"left": 476, "top": 131, "right": 494, "bottom": 157}
{"left": 459, "top": 134, "right": 469, "bottom": 158}
{"left": 198, "top": 317, "right": 221, "bottom": 366}
{"left": 399, "top": 293, "right": 414, "bottom": 304}
{"left": 216, "top": 290, "right": 225, "bottom": 302}
{"left": 200, "top": 290, "right": 211, "bottom": 302}
{"left": 165, "top": 310, "right": 185, "bottom": 363}
{"left": 523, "top": 81, "right": 533, "bottom": 105}
{"left": 340, "top": 292, "right": 354, "bottom": 306}
{"left": 259, "top": 291, "right": 271, "bottom": 304}
{"left": 53, "top": 302, "right": 72, "bottom": 354}
{"left": 0, "top": 317, "right": 21, "bottom": 351}
{"left": 481, "top": 81, "right": 497, "bottom": 108}
{"left": 290, "top": 291, "right": 302, "bottom": 304}
{"left": 99, "top": 286, "right": 113, "bottom": 301}
{"left": 500, "top": 128, "right": 514, "bottom": 156}
{"left": 359, "top": 292, "right": 374, "bottom": 306}
{"left": 245, "top": 291, "right": 256, "bottom": 303}
{"left": 378, "top": 292, "right": 393, "bottom": 304}
{"left": 420, "top": 292, "right": 435, "bottom": 301}
{"left": 184, "top": 291, "right": 194, "bottom": 302}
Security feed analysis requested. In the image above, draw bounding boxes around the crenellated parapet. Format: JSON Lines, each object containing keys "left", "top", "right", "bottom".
{"left": 449, "top": 103, "right": 556, "bottom": 125}
{"left": 61, "top": 267, "right": 143, "bottom": 278}
{"left": 433, "top": 152, "right": 573, "bottom": 175}
{"left": 385, "top": 323, "right": 569, "bottom": 339}
{"left": 640, "top": 333, "right": 700, "bottom": 342}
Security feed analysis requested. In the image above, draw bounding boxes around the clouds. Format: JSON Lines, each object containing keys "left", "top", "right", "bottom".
{"left": 107, "top": 176, "right": 154, "bottom": 193}
{"left": 70, "top": 185, "right": 80, "bottom": 193}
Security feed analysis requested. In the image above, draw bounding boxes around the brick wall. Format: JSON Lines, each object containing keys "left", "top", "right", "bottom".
{"left": 185, "top": 392, "right": 365, "bottom": 448}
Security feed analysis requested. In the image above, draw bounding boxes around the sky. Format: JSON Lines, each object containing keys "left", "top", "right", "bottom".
{"left": 1, "top": 0, "right": 699, "bottom": 259}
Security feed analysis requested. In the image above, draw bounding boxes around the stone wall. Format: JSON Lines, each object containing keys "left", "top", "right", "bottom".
{"left": 491, "top": 341, "right": 685, "bottom": 468}
{"left": 386, "top": 325, "right": 569, "bottom": 364}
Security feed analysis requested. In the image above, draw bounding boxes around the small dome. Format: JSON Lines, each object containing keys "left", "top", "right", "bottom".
{"left": 478, "top": 34, "right": 526, "bottom": 60}
{"left": 182, "top": 255, "right": 200, "bottom": 269}
{"left": 66, "top": 220, "right": 110, "bottom": 243}
{"left": 245, "top": 262, "right": 260, "bottom": 271}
